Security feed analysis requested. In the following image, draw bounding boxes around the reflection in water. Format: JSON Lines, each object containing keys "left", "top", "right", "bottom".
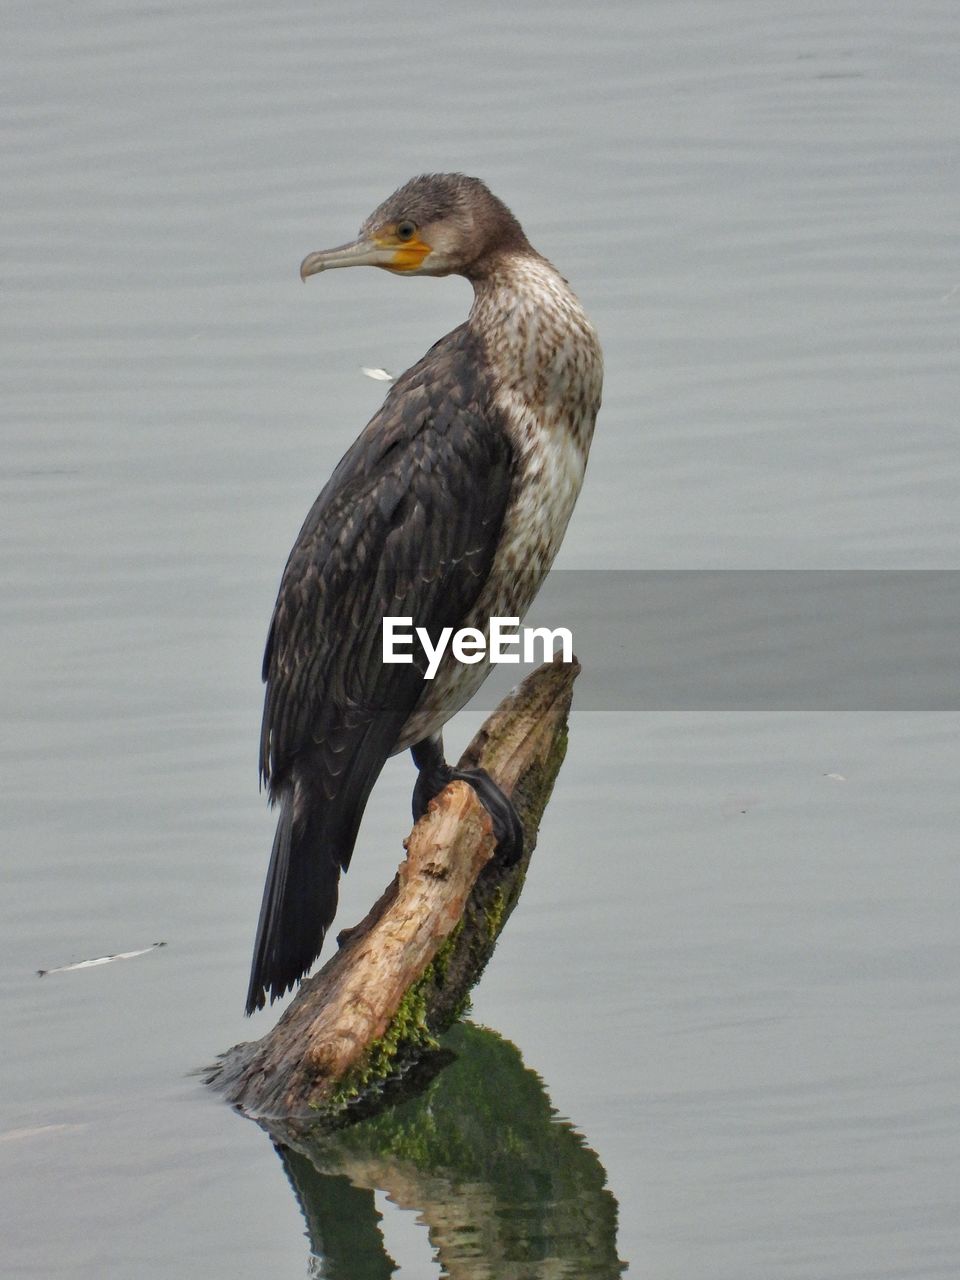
{"left": 263, "top": 1022, "right": 627, "bottom": 1279}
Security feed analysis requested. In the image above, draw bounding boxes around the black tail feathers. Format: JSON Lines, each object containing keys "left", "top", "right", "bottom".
{"left": 245, "top": 719, "right": 405, "bottom": 1015}
{"left": 244, "top": 790, "right": 342, "bottom": 1015}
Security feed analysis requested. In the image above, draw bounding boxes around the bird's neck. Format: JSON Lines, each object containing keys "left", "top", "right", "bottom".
{"left": 467, "top": 250, "right": 602, "bottom": 454}
{"left": 469, "top": 249, "right": 580, "bottom": 350}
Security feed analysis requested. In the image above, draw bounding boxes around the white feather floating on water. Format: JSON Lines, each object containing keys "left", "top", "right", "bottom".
{"left": 37, "top": 941, "right": 166, "bottom": 977}
{"left": 361, "top": 366, "right": 395, "bottom": 382}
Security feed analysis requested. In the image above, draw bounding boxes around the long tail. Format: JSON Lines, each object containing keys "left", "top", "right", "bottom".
{"left": 246, "top": 715, "right": 408, "bottom": 1015}
{"left": 245, "top": 789, "right": 344, "bottom": 1015}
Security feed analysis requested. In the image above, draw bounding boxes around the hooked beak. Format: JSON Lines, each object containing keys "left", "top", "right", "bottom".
{"left": 300, "top": 234, "right": 432, "bottom": 280}
{"left": 300, "top": 237, "right": 397, "bottom": 279}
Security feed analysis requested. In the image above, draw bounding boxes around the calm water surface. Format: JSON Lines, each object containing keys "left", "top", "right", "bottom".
{"left": 2, "top": 1, "right": 959, "bottom": 1276}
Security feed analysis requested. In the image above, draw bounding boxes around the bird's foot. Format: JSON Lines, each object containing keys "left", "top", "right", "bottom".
{"left": 411, "top": 740, "right": 523, "bottom": 866}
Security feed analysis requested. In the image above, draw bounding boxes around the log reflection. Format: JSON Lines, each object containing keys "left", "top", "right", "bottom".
{"left": 263, "top": 1022, "right": 627, "bottom": 1279}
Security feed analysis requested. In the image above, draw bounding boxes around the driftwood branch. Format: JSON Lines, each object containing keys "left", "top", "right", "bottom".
{"left": 207, "top": 658, "right": 580, "bottom": 1120}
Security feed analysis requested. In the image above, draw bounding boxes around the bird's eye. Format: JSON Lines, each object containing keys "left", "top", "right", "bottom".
{"left": 396, "top": 220, "right": 417, "bottom": 242}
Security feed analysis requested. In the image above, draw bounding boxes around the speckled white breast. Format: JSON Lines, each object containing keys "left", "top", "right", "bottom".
{"left": 395, "top": 254, "right": 603, "bottom": 751}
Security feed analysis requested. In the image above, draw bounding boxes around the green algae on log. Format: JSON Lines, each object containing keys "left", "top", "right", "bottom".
{"left": 206, "top": 658, "right": 580, "bottom": 1121}
{"left": 270, "top": 1022, "right": 627, "bottom": 1278}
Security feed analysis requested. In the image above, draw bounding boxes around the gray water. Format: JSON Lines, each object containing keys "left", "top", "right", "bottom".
{"left": 2, "top": 1, "right": 959, "bottom": 1276}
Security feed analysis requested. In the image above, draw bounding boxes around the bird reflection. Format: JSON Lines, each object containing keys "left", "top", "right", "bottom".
{"left": 260, "top": 1022, "right": 626, "bottom": 1279}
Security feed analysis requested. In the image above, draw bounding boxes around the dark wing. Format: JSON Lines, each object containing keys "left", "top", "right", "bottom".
{"left": 246, "top": 325, "right": 513, "bottom": 1011}
{"left": 260, "top": 323, "right": 514, "bottom": 796}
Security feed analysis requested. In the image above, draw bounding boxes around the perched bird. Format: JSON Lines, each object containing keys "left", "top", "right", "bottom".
{"left": 246, "top": 174, "right": 602, "bottom": 1014}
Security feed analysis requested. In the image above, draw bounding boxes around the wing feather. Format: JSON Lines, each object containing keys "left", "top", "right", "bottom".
{"left": 260, "top": 324, "right": 513, "bottom": 803}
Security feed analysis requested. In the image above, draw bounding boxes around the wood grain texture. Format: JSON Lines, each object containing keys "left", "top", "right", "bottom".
{"left": 207, "top": 658, "right": 580, "bottom": 1121}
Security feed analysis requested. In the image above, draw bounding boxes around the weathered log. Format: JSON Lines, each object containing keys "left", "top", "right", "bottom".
{"left": 206, "top": 658, "right": 580, "bottom": 1120}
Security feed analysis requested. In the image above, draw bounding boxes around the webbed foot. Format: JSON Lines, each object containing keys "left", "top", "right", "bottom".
{"left": 411, "top": 736, "right": 523, "bottom": 865}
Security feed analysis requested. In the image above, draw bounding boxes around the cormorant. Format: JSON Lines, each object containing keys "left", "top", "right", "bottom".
{"left": 246, "top": 174, "right": 602, "bottom": 1014}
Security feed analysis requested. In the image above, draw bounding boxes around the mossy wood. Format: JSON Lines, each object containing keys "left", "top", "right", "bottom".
{"left": 270, "top": 1022, "right": 626, "bottom": 1278}
{"left": 207, "top": 659, "right": 580, "bottom": 1120}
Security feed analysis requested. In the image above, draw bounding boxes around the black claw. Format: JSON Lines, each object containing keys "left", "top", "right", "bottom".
{"left": 450, "top": 765, "right": 524, "bottom": 866}
{"left": 411, "top": 739, "right": 523, "bottom": 865}
{"left": 412, "top": 763, "right": 450, "bottom": 824}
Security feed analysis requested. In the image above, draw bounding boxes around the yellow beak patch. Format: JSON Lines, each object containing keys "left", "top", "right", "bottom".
{"left": 375, "top": 234, "right": 432, "bottom": 272}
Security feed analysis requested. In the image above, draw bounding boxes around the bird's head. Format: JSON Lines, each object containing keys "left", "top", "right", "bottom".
{"left": 299, "top": 173, "right": 530, "bottom": 282}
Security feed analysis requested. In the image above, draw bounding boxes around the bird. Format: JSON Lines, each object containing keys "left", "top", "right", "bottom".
{"left": 246, "top": 174, "right": 602, "bottom": 1014}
